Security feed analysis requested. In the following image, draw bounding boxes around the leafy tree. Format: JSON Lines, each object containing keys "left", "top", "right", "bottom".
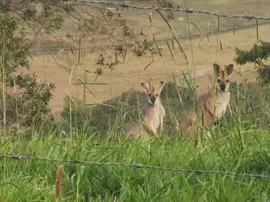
{"left": 235, "top": 41, "right": 270, "bottom": 86}
{"left": 0, "top": 14, "right": 56, "bottom": 128}
{"left": 0, "top": 2, "right": 62, "bottom": 128}
{"left": 9, "top": 74, "right": 55, "bottom": 127}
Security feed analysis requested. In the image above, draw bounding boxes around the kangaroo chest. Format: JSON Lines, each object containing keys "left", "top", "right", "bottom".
{"left": 152, "top": 105, "right": 164, "bottom": 128}
{"left": 214, "top": 92, "right": 230, "bottom": 119}
{"left": 143, "top": 104, "right": 164, "bottom": 129}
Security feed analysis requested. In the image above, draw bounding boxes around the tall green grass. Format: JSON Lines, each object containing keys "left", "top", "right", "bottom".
{"left": 1, "top": 77, "right": 270, "bottom": 201}
{"left": 1, "top": 1, "right": 270, "bottom": 201}
{"left": 0, "top": 126, "right": 270, "bottom": 201}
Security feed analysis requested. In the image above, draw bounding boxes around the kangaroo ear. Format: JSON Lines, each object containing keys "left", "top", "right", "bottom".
{"left": 213, "top": 63, "right": 221, "bottom": 76}
{"left": 141, "top": 82, "right": 149, "bottom": 91}
{"left": 159, "top": 81, "right": 165, "bottom": 90}
{"left": 225, "top": 64, "right": 234, "bottom": 76}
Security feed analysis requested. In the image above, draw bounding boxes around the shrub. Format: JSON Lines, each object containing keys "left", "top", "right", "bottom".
{"left": 235, "top": 41, "right": 270, "bottom": 86}
{"left": 0, "top": 15, "right": 55, "bottom": 130}
{"left": 60, "top": 80, "right": 197, "bottom": 136}
{"left": 8, "top": 74, "right": 55, "bottom": 127}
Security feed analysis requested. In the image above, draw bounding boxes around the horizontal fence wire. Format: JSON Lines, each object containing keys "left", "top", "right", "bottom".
{"left": 30, "top": 20, "right": 270, "bottom": 55}
{"left": 1, "top": 0, "right": 269, "bottom": 184}
{"left": 0, "top": 154, "right": 269, "bottom": 180}
{"left": 73, "top": 0, "right": 270, "bottom": 21}
{"left": 27, "top": 1, "right": 270, "bottom": 55}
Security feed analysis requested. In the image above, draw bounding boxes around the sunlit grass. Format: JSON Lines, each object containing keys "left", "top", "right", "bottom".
{"left": 1, "top": 80, "right": 270, "bottom": 201}
{"left": 0, "top": 124, "right": 270, "bottom": 201}
{"left": 1, "top": 1, "right": 270, "bottom": 201}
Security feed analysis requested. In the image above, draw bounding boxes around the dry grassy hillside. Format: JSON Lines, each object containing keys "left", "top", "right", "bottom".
{"left": 18, "top": 0, "right": 270, "bottom": 117}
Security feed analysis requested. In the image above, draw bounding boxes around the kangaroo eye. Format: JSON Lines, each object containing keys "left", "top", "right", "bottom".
{"left": 148, "top": 94, "right": 151, "bottom": 96}
{"left": 156, "top": 93, "right": 159, "bottom": 96}
{"left": 217, "top": 79, "right": 221, "bottom": 82}
{"left": 226, "top": 79, "right": 229, "bottom": 83}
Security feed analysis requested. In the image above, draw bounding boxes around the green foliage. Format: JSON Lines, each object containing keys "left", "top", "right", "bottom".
{"left": 122, "top": 23, "right": 135, "bottom": 38}
{"left": 1, "top": 125, "right": 270, "bottom": 201}
{"left": 60, "top": 91, "right": 145, "bottom": 136}
{"left": 235, "top": 41, "right": 270, "bottom": 65}
{"left": 60, "top": 79, "right": 198, "bottom": 136}
{"left": 9, "top": 74, "right": 55, "bottom": 127}
{"left": 228, "top": 81, "right": 270, "bottom": 126}
{"left": 0, "top": 1, "right": 269, "bottom": 201}
{"left": 1, "top": 0, "right": 70, "bottom": 33}
{"left": 132, "top": 39, "right": 156, "bottom": 57}
{"left": 95, "top": 54, "right": 120, "bottom": 78}
{"left": 0, "top": 14, "right": 55, "bottom": 129}
{"left": 60, "top": 76, "right": 270, "bottom": 138}
{"left": 235, "top": 41, "right": 270, "bottom": 86}
{"left": 0, "top": 15, "right": 32, "bottom": 76}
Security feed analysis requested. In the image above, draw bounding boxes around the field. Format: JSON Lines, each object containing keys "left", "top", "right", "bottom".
{"left": 1, "top": 0, "right": 270, "bottom": 201}
{"left": 25, "top": 0, "right": 270, "bottom": 117}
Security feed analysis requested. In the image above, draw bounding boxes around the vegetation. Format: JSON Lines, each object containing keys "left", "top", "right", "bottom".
{"left": 2, "top": 73, "right": 270, "bottom": 201}
{"left": 0, "top": 14, "right": 55, "bottom": 130}
{"left": 1, "top": 103, "right": 270, "bottom": 201}
{"left": 235, "top": 40, "right": 270, "bottom": 86}
{"left": 0, "top": 0, "right": 270, "bottom": 201}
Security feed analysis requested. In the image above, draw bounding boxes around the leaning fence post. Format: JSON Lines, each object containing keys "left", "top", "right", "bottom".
{"left": 256, "top": 19, "right": 259, "bottom": 43}
{"left": 55, "top": 165, "right": 64, "bottom": 202}
{"left": 217, "top": 15, "right": 220, "bottom": 32}
{"left": 217, "top": 16, "right": 223, "bottom": 50}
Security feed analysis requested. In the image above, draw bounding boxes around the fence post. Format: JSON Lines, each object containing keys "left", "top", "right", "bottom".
{"left": 217, "top": 16, "right": 222, "bottom": 50}
{"left": 256, "top": 19, "right": 259, "bottom": 43}
{"left": 83, "top": 69, "right": 88, "bottom": 105}
{"left": 55, "top": 165, "right": 64, "bottom": 202}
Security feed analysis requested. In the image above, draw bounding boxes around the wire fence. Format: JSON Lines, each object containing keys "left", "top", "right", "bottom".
{"left": 0, "top": 154, "right": 269, "bottom": 180}
{"left": 29, "top": 20, "right": 270, "bottom": 55}
{"left": 1, "top": 1, "right": 270, "bottom": 186}
{"left": 73, "top": 0, "right": 270, "bottom": 20}
{"left": 28, "top": 0, "right": 270, "bottom": 55}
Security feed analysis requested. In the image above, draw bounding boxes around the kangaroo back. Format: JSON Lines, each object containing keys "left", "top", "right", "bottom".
{"left": 122, "top": 122, "right": 150, "bottom": 140}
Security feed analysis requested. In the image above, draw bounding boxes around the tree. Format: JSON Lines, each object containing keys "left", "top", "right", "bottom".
{"left": 0, "top": 15, "right": 56, "bottom": 128}
{"left": 0, "top": 1, "right": 65, "bottom": 128}
{"left": 235, "top": 41, "right": 270, "bottom": 86}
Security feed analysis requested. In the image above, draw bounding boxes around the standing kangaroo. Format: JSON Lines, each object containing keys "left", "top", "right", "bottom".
{"left": 123, "top": 80, "right": 166, "bottom": 140}
{"left": 175, "top": 63, "right": 234, "bottom": 135}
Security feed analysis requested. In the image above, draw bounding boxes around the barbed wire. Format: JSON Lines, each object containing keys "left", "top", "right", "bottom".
{"left": 29, "top": 20, "right": 270, "bottom": 55}
{"left": 0, "top": 154, "right": 269, "bottom": 180}
{"left": 73, "top": 0, "right": 270, "bottom": 21}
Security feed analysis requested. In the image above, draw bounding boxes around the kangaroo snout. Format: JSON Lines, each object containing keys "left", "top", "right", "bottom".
{"left": 150, "top": 96, "right": 156, "bottom": 104}
{"left": 220, "top": 84, "right": 226, "bottom": 92}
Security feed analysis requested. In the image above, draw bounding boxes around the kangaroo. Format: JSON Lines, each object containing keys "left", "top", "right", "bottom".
{"left": 174, "top": 63, "right": 234, "bottom": 135}
{"left": 123, "top": 80, "right": 166, "bottom": 140}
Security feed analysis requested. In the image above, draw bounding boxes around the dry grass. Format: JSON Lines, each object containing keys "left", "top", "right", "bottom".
{"left": 17, "top": 0, "right": 270, "bottom": 118}
{"left": 27, "top": 23, "right": 268, "bottom": 117}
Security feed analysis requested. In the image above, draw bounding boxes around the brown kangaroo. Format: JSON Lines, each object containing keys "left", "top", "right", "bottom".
{"left": 175, "top": 63, "right": 234, "bottom": 135}
{"left": 123, "top": 80, "right": 166, "bottom": 140}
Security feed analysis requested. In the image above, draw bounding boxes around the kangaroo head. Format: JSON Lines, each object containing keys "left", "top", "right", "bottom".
{"left": 213, "top": 63, "right": 234, "bottom": 93}
{"left": 141, "top": 80, "right": 165, "bottom": 104}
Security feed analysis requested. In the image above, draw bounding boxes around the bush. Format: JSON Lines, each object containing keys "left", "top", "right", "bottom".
{"left": 60, "top": 80, "right": 197, "bottom": 136}
{"left": 0, "top": 15, "right": 55, "bottom": 131}
{"left": 235, "top": 41, "right": 270, "bottom": 86}
{"left": 8, "top": 74, "right": 55, "bottom": 127}
{"left": 60, "top": 90, "right": 146, "bottom": 136}
{"left": 60, "top": 72, "right": 270, "bottom": 138}
{"left": 228, "top": 81, "right": 270, "bottom": 125}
